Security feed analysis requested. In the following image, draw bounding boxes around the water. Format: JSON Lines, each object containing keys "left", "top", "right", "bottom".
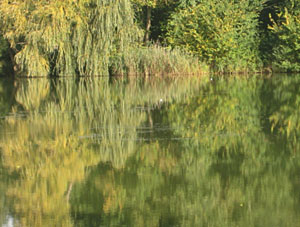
{"left": 0, "top": 75, "right": 300, "bottom": 227}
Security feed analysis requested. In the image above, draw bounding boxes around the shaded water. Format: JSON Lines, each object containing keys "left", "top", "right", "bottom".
{"left": 0, "top": 75, "right": 300, "bottom": 227}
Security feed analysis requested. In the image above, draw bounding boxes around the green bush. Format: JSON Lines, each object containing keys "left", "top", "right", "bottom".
{"left": 270, "top": 9, "right": 300, "bottom": 72}
{"left": 165, "top": 0, "right": 264, "bottom": 73}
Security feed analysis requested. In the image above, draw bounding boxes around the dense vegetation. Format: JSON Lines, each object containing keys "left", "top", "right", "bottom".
{"left": 0, "top": 0, "right": 299, "bottom": 76}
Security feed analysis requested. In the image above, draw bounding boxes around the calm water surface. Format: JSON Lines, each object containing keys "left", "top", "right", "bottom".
{"left": 0, "top": 75, "right": 300, "bottom": 227}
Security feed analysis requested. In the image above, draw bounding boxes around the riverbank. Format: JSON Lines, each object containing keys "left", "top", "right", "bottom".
{"left": 0, "top": 0, "right": 299, "bottom": 77}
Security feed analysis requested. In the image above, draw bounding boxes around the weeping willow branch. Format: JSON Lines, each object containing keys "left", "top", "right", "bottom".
{"left": 0, "top": 0, "right": 139, "bottom": 77}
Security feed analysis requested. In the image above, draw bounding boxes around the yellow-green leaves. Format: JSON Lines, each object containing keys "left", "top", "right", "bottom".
{"left": 0, "top": 0, "right": 138, "bottom": 76}
{"left": 131, "top": 0, "right": 172, "bottom": 8}
{"left": 269, "top": 8, "right": 300, "bottom": 72}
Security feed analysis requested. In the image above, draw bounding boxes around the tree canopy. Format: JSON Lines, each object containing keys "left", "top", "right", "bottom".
{"left": 0, "top": 0, "right": 300, "bottom": 76}
{"left": 0, "top": 0, "right": 138, "bottom": 77}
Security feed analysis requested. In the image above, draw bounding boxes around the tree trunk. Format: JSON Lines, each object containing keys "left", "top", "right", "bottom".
{"left": 66, "top": 182, "right": 73, "bottom": 202}
{"left": 144, "top": 6, "right": 152, "bottom": 44}
{"left": 8, "top": 47, "right": 18, "bottom": 76}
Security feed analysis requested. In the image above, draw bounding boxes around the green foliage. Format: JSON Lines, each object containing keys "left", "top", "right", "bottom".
{"left": 165, "top": 0, "right": 264, "bottom": 72}
{"left": 269, "top": 9, "right": 300, "bottom": 72}
{"left": 1, "top": 0, "right": 300, "bottom": 75}
{"left": 131, "top": 0, "right": 177, "bottom": 41}
{"left": 268, "top": 74, "right": 300, "bottom": 149}
{"left": 0, "top": 36, "right": 12, "bottom": 76}
{"left": 131, "top": 0, "right": 172, "bottom": 8}
{"left": 0, "top": 0, "right": 138, "bottom": 77}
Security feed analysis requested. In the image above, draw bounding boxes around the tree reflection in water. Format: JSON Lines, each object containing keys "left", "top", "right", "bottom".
{"left": 1, "top": 75, "right": 300, "bottom": 226}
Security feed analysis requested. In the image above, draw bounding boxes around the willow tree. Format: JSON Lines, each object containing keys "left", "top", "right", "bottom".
{"left": 0, "top": 0, "right": 138, "bottom": 77}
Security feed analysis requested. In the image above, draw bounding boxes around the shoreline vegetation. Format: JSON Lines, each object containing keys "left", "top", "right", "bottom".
{"left": 0, "top": 0, "right": 299, "bottom": 77}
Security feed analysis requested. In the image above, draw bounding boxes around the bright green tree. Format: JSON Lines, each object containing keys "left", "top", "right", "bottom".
{"left": 268, "top": 2, "right": 300, "bottom": 72}
{"left": 165, "top": 0, "right": 264, "bottom": 72}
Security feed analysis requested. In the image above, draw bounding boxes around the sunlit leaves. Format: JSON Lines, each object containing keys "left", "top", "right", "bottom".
{"left": 0, "top": 0, "right": 138, "bottom": 76}
{"left": 269, "top": 8, "right": 300, "bottom": 72}
{"left": 165, "top": 0, "right": 264, "bottom": 72}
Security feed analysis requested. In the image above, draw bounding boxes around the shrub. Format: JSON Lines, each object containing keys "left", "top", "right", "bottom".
{"left": 269, "top": 8, "right": 300, "bottom": 72}
{"left": 165, "top": 0, "right": 264, "bottom": 73}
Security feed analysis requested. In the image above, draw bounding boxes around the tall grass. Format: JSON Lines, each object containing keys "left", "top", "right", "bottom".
{"left": 110, "top": 45, "right": 209, "bottom": 76}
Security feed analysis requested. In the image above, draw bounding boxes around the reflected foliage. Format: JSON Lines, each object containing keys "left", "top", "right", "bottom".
{"left": 0, "top": 76, "right": 204, "bottom": 226}
{"left": 167, "top": 76, "right": 268, "bottom": 157}
{"left": 70, "top": 74, "right": 300, "bottom": 227}
{"left": 267, "top": 74, "right": 300, "bottom": 151}
{"left": 1, "top": 75, "right": 300, "bottom": 226}
{"left": 0, "top": 79, "right": 14, "bottom": 116}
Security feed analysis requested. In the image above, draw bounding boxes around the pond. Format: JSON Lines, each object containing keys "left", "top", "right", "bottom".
{"left": 0, "top": 74, "right": 300, "bottom": 227}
